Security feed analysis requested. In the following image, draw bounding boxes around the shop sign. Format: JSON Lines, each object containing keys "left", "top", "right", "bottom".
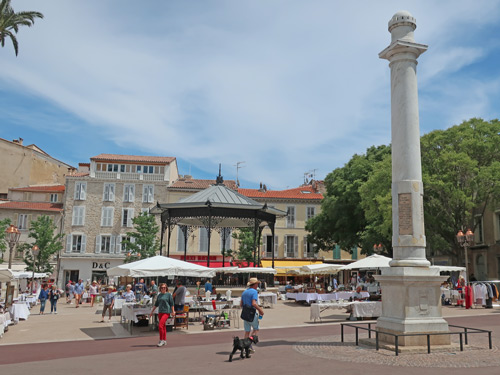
{"left": 92, "top": 262, "right": 111, "bottom": 270}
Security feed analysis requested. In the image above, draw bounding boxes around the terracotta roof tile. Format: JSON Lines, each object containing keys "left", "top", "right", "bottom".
{"left": 67, "top": 172, "right": 90, "bottom": 177}
{"left": 0, "top": 201, "right": 63, "bottom": 212}
{"left": 10, "top": 185, "right": 65, "bottom": 193}
{"left": 238, "top": 185, "right": 323, "bottom": 200}
{"left": 169, "top": 179, "right": 238, "bottom": 190}
{"left": 91, "top": 154, "right": 176, "bottom": 164}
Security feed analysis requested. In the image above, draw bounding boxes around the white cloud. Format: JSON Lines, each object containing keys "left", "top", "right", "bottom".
{"left": 1, "top": 1, "right": 500, "bottom": 188}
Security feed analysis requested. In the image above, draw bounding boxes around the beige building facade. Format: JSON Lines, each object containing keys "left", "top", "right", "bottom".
{"left": 60, "top": 154, "right": 179, "bottom": 285}
{"left": 0, "top": 137, "right": 73, "bottom": 199}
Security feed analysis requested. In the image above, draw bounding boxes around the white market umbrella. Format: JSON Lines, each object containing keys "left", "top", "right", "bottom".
{"left": 341, "top": 254, "right": 392, "bottom": 270}
{"left": 12, "top": 271, "right": 48, "bottom": 279}
{"left": 300, "top": 263, "right": 343, "bottom": 275}
{"left": 0, "top": 269, "right": 15, "bottom": 282}
{"left": 107, "top": 255, "right": 216, "bottom": 278}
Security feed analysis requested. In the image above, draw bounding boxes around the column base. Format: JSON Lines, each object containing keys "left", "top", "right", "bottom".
{"left": 375, "top": 267, "right": 450, "bottom": 347}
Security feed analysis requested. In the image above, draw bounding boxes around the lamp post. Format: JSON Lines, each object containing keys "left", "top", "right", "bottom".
{"left": 5, "top": 224, "right": 21, "bottom": 269}
{"left": 456, "top": 229, "right": 474, "bottom": 284}
{"left": 30, "top": 245, "right": 40, "bottom": 295}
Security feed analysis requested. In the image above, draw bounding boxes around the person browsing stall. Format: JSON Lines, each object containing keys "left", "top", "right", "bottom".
{"left": 149, "top": 283, "right": 175, "bottom": 347}
{"left": 240, "top": 278, "right": 265, "bottom": 342}
{"left": 172, "top": 280, "right": 186, "bottom": 313}
{"left": 353, "top": 286, "right": 367, "bottom": 301}
{"left": 122, "top": 284, "right": 136, "bottom": 302}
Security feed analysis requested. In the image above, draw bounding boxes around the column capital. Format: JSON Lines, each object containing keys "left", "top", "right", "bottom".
{"left": 379, "top": 40, "right": 428, "bottom": 61}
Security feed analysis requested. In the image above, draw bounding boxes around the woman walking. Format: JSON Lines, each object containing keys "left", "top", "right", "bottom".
{"left": 149, "top": 283, "right": 175, "bottom": 347}
{"left": 49, "top": 285, "right": 60, "bottom": 314}
{"left": 89, "top": 281, "right": 99, "bottom": 307}
{"left": 38, "top": 284, "right": 49, "bottom": 315}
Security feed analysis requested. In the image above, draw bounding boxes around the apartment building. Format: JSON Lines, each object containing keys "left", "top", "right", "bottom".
{"left": 0, "top": 185, "right": 64, "bottom": 267}
{"left": 60, "top": 154, "right": 178, "bottom": 284}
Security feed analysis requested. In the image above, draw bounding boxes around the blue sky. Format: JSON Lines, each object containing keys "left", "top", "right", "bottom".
{"left": 1, "top": 1, "right": 500, "bottom": 189}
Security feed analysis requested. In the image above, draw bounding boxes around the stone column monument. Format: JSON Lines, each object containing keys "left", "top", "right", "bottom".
{"left": 376, "top": 11, "right": 450, "bottom": 347}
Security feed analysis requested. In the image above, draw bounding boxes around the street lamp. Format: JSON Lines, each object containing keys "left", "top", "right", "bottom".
{"left": 456, "top": 229, "right": 474, "bottom": 284}
{"left": 5, "top": 224, "right": 21, "bottom": 269}
{"left": 30, "top": 245, "right": 40, "bottom": 295}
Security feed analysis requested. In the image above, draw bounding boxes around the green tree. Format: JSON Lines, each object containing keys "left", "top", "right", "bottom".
{"left": 19, "top": 215, "right": 63, "bottom": 273}
{"left": 421, "top": 118, "right": 500, "bottom": 263}
{"left": 122, "top": 212, "right": 160, "bottom": 263}
{"left": 0, "top": 0, "right": 43, "bottom": 56}
{"left": 232, "top": 228, "right": 260, "bottom": 266}
{"left": 0, "top": 217, "right": 12, "bottom": 263}
{"left": 308, "top": 118, "right": 500, "bottom": 264}
{"left": 306, "top": 145, "right": 391, "bottom": 254}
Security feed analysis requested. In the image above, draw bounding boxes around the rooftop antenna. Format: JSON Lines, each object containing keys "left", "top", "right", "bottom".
{"left": 234, "top": 161, "right": 245, "bottom": 187}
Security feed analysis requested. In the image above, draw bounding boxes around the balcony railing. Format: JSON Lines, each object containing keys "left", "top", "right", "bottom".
{"left": 94, "top": 171, "right": 165, "bottom": 181}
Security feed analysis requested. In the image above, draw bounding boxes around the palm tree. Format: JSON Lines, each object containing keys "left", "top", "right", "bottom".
{"left": 0, "top": 0, "right": 43, "bottom": 56}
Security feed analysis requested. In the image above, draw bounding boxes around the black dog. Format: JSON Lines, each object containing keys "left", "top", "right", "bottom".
{"left": 228, "top": 335, "right": 259, "bottom": 362}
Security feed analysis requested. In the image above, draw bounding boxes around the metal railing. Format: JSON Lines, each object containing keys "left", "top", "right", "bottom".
{"left": 341, "top": 322, "right": 492, "bottom": 356}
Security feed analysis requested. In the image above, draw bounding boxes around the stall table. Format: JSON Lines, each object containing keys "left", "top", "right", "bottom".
{"left": 259, "top": 292, "right": 277, "bottom": 308}
{"left": 9, "top": 302, "right": 30, "bottom": 322}
{"left": 310, "top": 301, "right": 381, "bottom": 322}
{"left": 287, "top": 291, "right": 370, "bottom": 304}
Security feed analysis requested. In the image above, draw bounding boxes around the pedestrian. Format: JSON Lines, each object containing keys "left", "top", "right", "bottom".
{"left": 240, "top": 277, "right": 264, "bottom": 350}
{"left": 101, "top": 286, "right": 115, "bottom": 322}
{"left": 74, "top": 279, "right": 84, "bottom": 308}
{"left": 149, "top": 283, "right": 175, "bottom": 347}
{"left": 49, "top": 285, "right": 60, "bottom": 314}
{"left": 134, "top": 278, "right": 148, "bottom": 301}
{"left": 38, "top": 284, "right": 49, "bottom": 315}
{"left": 172, "top": 280, "right": 186, "bottom": 320}
{"left": 65, "top": 280, "right": 71, "bottom": 303}
{"left": 89, "top": 281, "right": 99, "bottom": 307}
{"left": 149, "top": 280, "right": 158, "bottom": 303}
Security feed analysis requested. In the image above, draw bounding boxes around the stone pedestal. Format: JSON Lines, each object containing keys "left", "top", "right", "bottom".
{"left": 375, "top": 267, "right": 450, "bottom": 346}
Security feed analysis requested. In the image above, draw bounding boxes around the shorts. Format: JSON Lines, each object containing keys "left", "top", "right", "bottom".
{"left": 243, "top": 312, "right": 259, "bottom": 332}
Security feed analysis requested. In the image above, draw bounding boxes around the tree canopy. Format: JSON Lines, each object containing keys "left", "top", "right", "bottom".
{"left": 232, "top": 228, "right": 260, "bottom": 266}
{"left": 20, "top": 215, "right": 63, "bottom": 273}
{"left": 122, "top": 212, "right": 160, "bottom": 263}
{"left": 307, "top": 118, "right": 500, "bottom": 263}
{"left": 0, "top": 0, "right": 43, "bottom": 56}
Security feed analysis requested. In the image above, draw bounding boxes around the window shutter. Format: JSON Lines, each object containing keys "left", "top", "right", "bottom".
{"left": 80, "top": 207, "right": 85, "bottom": 226}
{"left": 303, "top": 236, "right": 307, "bottom": 255}
{"left": 27, "top": 214, "right": 32, "bottom": 229}
{"left": 274, "top": 235, "right": 278, "bottom": 257}
{"left": 103, "top": 185, "right": 107, "bottom": 201}
{"left": 294, "top": 236, "right": 298, "bottom": 258}
{"left": 123, "top": 185, "right": 128, "bottom": 202}
{"left": 117, "top": 236, "right": 122, "bottom": 253}
{"left": 110, "top": 184, "right": 115, "bottom": 201}
{"left": 127, "top": 209, "right": 134, "bottom": 227}
{"left": 81, "top": 235, "right": 86, "bottom": 253}
{"left": 66, "top": 235, "right": 72, "bottom": 253}
{"left": 13, "top": 213, "right": 18, "bottom": 227}
{"left": 199, "top": 228, "right": 208, "bottom": 252}
{"left": 101, "top": 208, "right": 106, "bottom": 226}
{"left": 262, "top": 235, "right": 267, "bottom": 254}
{"left": 80, "top": 183, "right": 86, "bottom": 200}
{"left": 111, "top": 235, "right": 116, "bottom": 253}
{"left": 95, "top": 235, "right": 101, "bottom": 253}
{"left": 131, "top": 185, "right": 135, "bottom": 202}
{"left": 284, "top": 237, "right": 288, "bottom": 258}
{"left": 72, "top": 208, "right": 77, "bottom": 226}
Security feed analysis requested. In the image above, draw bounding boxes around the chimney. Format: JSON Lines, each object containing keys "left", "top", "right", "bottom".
{"left": 12, "top": 137, "right": 23, "bottom": 145}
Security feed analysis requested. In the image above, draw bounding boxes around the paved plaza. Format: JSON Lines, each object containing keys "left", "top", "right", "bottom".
{"left": 1, "top": 299, "right": 499, "bottom": 375}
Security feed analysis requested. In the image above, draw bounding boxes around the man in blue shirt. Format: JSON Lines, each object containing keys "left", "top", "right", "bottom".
{"left": 74, "top": 279, "right": 85, "bottom": 308}
{"left": 204, "top": 279, "right": 213, "bottom": 293}
{"left": 240, "top": 278, "right": 264, "bottom": 341}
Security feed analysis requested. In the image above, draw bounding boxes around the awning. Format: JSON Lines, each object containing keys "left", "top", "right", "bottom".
{"left": 186, "top": 261, "right": 228, "bottom": 268}
{"left": 261, "top": 260, "right": 323, "bottom": 275}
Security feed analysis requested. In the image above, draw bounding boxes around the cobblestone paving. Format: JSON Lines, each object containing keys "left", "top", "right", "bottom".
{"left": 294, "top": 334, "right": 499, "bottom": 368}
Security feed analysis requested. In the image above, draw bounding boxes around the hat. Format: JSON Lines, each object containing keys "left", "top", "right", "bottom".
{"left": 247, "top": 278, "right": 259, "bottom": 287}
